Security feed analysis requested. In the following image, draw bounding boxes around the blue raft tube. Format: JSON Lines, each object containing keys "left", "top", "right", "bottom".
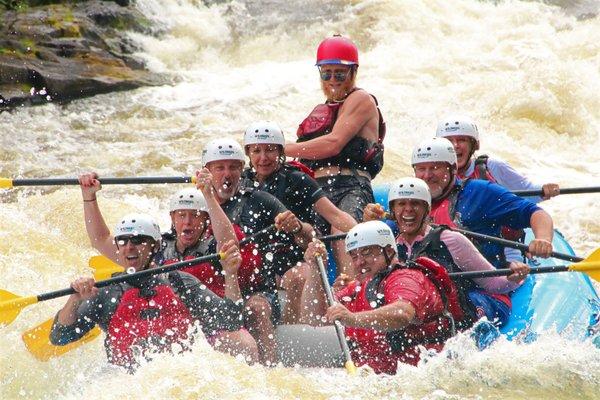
{"left": 355, "top": 184, "right": 600, "bottom": 343}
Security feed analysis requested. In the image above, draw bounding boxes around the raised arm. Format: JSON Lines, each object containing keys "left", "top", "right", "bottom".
{"left": 79, "top": 172, "right": 119, "bottom": 262}
{"left": 195, "top": 168, "right": 238, "bottom": 248}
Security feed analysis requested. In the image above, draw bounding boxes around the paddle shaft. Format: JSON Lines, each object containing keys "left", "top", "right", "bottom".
{"left": 7, "top": 176, "right": 194, "bottom": 187}
{"left": 442, "top": 225, "right": 583, "bottom": 263}
{"left": 450, "top": 265, "right": 570, "bottom": 279}
{"left": 34, "top": 252, "right": 221, "bottom": 304}
{"left": 315, "top": 256, "right": 354, "bottom": 367}
{"left": 513, "top": 186, "right": 600, "bottom": 197}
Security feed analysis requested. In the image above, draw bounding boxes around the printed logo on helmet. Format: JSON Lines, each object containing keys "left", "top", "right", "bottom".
{"left": 377, "top": 229, "right": 391, "bottom": 236}
{"left": 218, "top": 149, "right": 235, "bottom": 156}
{"left": 347, "top": 240, "right": 358, "bottom": 248}
{"left": 177, "top": 199, "right": 195, "bottom": 206}
{"left": 256, "top": 134, "right": 272, "bottom": 140}
{"left": 444, "top": 126, "right": 460, "bottom": 132}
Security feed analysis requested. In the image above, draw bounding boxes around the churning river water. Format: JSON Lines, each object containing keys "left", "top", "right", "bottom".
{"left": 1, "top": 0, "right": 599, "bottom": 398}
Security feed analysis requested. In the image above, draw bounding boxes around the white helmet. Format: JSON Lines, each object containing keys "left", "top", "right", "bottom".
{"left": 436, "top": 115, "right": 480, "bottom": 149}
{"left": 243, "top": 121, "right": 285, "bottom": 147}
{"left": 169, "top": 188, "right": 208, "bottom": 213}
{"left": 201, "top": 138, "right": 245, "bottom": 167}
{"left": 114, "top": 213, "right": 161, "bottom": 241}
{"left": 388, "top": 177, "right": 431, "bottom": 209}
{"left": 345, "top": 221, "right": 397, "bottom": 257}
{"left": 411, "top": 137, "right": 457, "bottom": 167}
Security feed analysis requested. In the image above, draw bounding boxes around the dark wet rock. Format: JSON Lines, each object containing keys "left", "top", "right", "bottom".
{"left": 0, "top": 1, "right": 167, "bottom": 110}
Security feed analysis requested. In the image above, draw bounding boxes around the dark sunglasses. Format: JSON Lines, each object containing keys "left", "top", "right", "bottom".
{"left": 319, "top": 69, "right": 350, "bottom": 82}
{"left": 115, "top": 235, "right": 153, "bottom": 246}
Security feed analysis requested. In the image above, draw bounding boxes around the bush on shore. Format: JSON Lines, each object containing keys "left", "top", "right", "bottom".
{"left": 1, "top": 0, "right": 129, "bottom": 10}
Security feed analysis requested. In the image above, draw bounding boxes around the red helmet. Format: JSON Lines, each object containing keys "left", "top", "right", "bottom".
{"left": 315, "top": 35, "right": 359, "bottom": 66}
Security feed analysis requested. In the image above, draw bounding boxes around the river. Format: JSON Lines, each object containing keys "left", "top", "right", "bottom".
{"left": 1, "top": 0, "right": 599, "bottom": 398}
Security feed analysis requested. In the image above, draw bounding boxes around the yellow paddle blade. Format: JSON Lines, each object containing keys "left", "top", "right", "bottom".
{"left": 568, "top": 260, "right": 600, "bottom": 282}
{"left": 0, "top": 178, "right": 13, "bottom": 189}
{"left": 22, "top": 319, "right": 102, "bottom": 361}
{"left": 345, "top": 360, "right": 357, "bottom": 375}
{"left": 20, "top": 260, "right": 118, "bottom": 361}
{"left": 89, "top": 255, "right": 124, "bottom": 279}
{"left": 0, "top": 290, "right": 38, "bottom": 326}
{"left": 582, "top": 248, "right": 600, "bottom": 263}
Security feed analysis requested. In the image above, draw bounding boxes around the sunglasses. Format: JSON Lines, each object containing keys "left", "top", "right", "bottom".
{"left": 319, "top": 69, "right": 351, "bottom": 82}
{"left": 115, "top": 235, "right": 153, "bottom": 246}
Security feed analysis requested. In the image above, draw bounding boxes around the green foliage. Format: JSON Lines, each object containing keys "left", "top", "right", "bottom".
{"left": 0, "top": 0, "right": 29, "bottom": 11}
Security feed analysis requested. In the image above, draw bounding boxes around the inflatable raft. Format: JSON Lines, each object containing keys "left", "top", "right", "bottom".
{"left": 274, "top": 185, "right": 600, "bottom": 367}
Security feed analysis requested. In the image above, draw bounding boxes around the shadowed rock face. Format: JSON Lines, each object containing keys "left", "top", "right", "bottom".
{"left": 0, "top": 1, "right": 168, "bottom": 110}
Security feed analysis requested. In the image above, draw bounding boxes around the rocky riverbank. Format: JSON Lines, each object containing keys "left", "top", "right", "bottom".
{"left": 0, "top": 1, "right": 168, "bottom": 110}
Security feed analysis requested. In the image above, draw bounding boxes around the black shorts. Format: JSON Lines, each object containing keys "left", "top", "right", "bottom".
{"left": 315, "top": 174, "right": 374, "bottom": 234}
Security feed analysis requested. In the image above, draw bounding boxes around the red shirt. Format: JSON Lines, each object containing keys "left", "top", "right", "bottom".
{"left": 335, "top": 269, "right": 444, "bottom": 374}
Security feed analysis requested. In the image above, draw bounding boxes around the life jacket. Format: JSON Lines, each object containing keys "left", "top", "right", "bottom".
{"left": 106, "top": 276, "right": 193, "bottom": 369}
{"left": 285, "top": 160, "right": 315, "bottom": 178}
{"left": 465, "top": 155, "right": 525, "bottom": 243}
{"left": 296, "top": 88, "right": 386, "bottom": 178}
{"left": 160, "top": 225, "right": 263, "bottom": 297}
{"left": 396, "top": 226, "right": 478, "bottom": 325}
{"left": 430, "top": 182, "right": 511, "bottom": 308}
{"left": 367, "top": 257, "right": 473, "bottom": 355}
{"left": 224, "top": 189, "right": 294, "bottom": 287}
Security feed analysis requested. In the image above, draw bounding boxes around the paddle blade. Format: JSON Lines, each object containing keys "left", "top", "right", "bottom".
{"left": 20, "top": 263, "right": 112, "bottom": 361}
{"left": 0, "top": 290, "right": 37, "bottom": 326}
{"left": 89, "top": 255, "right": 124, "bottom": 279}
{"left": 568, "top": 260, "right": 600, "bottom": 282}
{"left": 0, "top": 178, "right": 13, "bottom": 189}
{"left": 345, "top": 360, "right": 357, "bottom": 375}
{"left": 583, "top": 248, "right": 600, "bottom": 263}
{"left": 22, "top": 319, "right": 102, "bottom": 361}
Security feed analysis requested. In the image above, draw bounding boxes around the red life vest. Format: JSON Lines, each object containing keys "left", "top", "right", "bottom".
{"left": 163, "top": 225, "right": 263, "bottom": 297}
{"left": 339, "top": 258, "right": 467, "bottom": 373}
{"left": 106, "top": 283, "right": 193, "bottom": 369}
{"left": 368, "top": 258, "right": 472, "bottom": 356}
{"left": 296, "top": 88, "right": 386, "bottom": 178}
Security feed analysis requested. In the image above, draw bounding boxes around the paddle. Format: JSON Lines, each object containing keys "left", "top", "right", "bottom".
{"left": 437, "top": 225, "right": 583, "bottom": 263}
{"left": 315, "top": 255, "right": 357, "bottom": 375}
{"left": 0, "top": 176, "right": 196, "bottom": 189}
{"left": 1, "top": 252, "right": 224, "bottom": 327}
{"left": 22, "top": 224, "right": 277, "bottom": 360}
{"left": 450, "top": 258, "right": 600, "bottom": 282}
{"left": 21, "top": 256, "right": 124, "bottom": 361}
{"left": 85, "top": 224, "right": 277, "bottom": 278}
{"left": 512, "top": 187, "right": 600, "bottom": 197}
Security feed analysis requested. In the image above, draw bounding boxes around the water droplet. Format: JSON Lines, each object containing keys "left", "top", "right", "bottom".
{"left": 265, "top": 252, "right": 274, "bottom": 261}
{"left": 126, "top": 267, "right": 136, "bottom": 274}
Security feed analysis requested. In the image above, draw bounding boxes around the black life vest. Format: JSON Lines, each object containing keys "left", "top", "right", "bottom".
{"left": 296, "top": 88, "right": 386, "bottom": 178}
{"left": 396, "top": 226, "right": 478, "bottom": 324}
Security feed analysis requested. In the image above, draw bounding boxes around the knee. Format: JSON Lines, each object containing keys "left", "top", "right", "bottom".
{"left": 281, "top": 264, "right": 309, "bottom": 290}
{"left": 245, "top": 295, "right": 272, "bottom": 320}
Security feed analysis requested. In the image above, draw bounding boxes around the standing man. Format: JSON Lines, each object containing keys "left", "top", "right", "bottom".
{"left": 285, "top": 35, "right": 386, "bottom": 276}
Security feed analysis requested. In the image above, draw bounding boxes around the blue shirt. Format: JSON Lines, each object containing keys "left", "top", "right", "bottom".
{"left": 451, "top": 179, "right": 541, "bottom": 267}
